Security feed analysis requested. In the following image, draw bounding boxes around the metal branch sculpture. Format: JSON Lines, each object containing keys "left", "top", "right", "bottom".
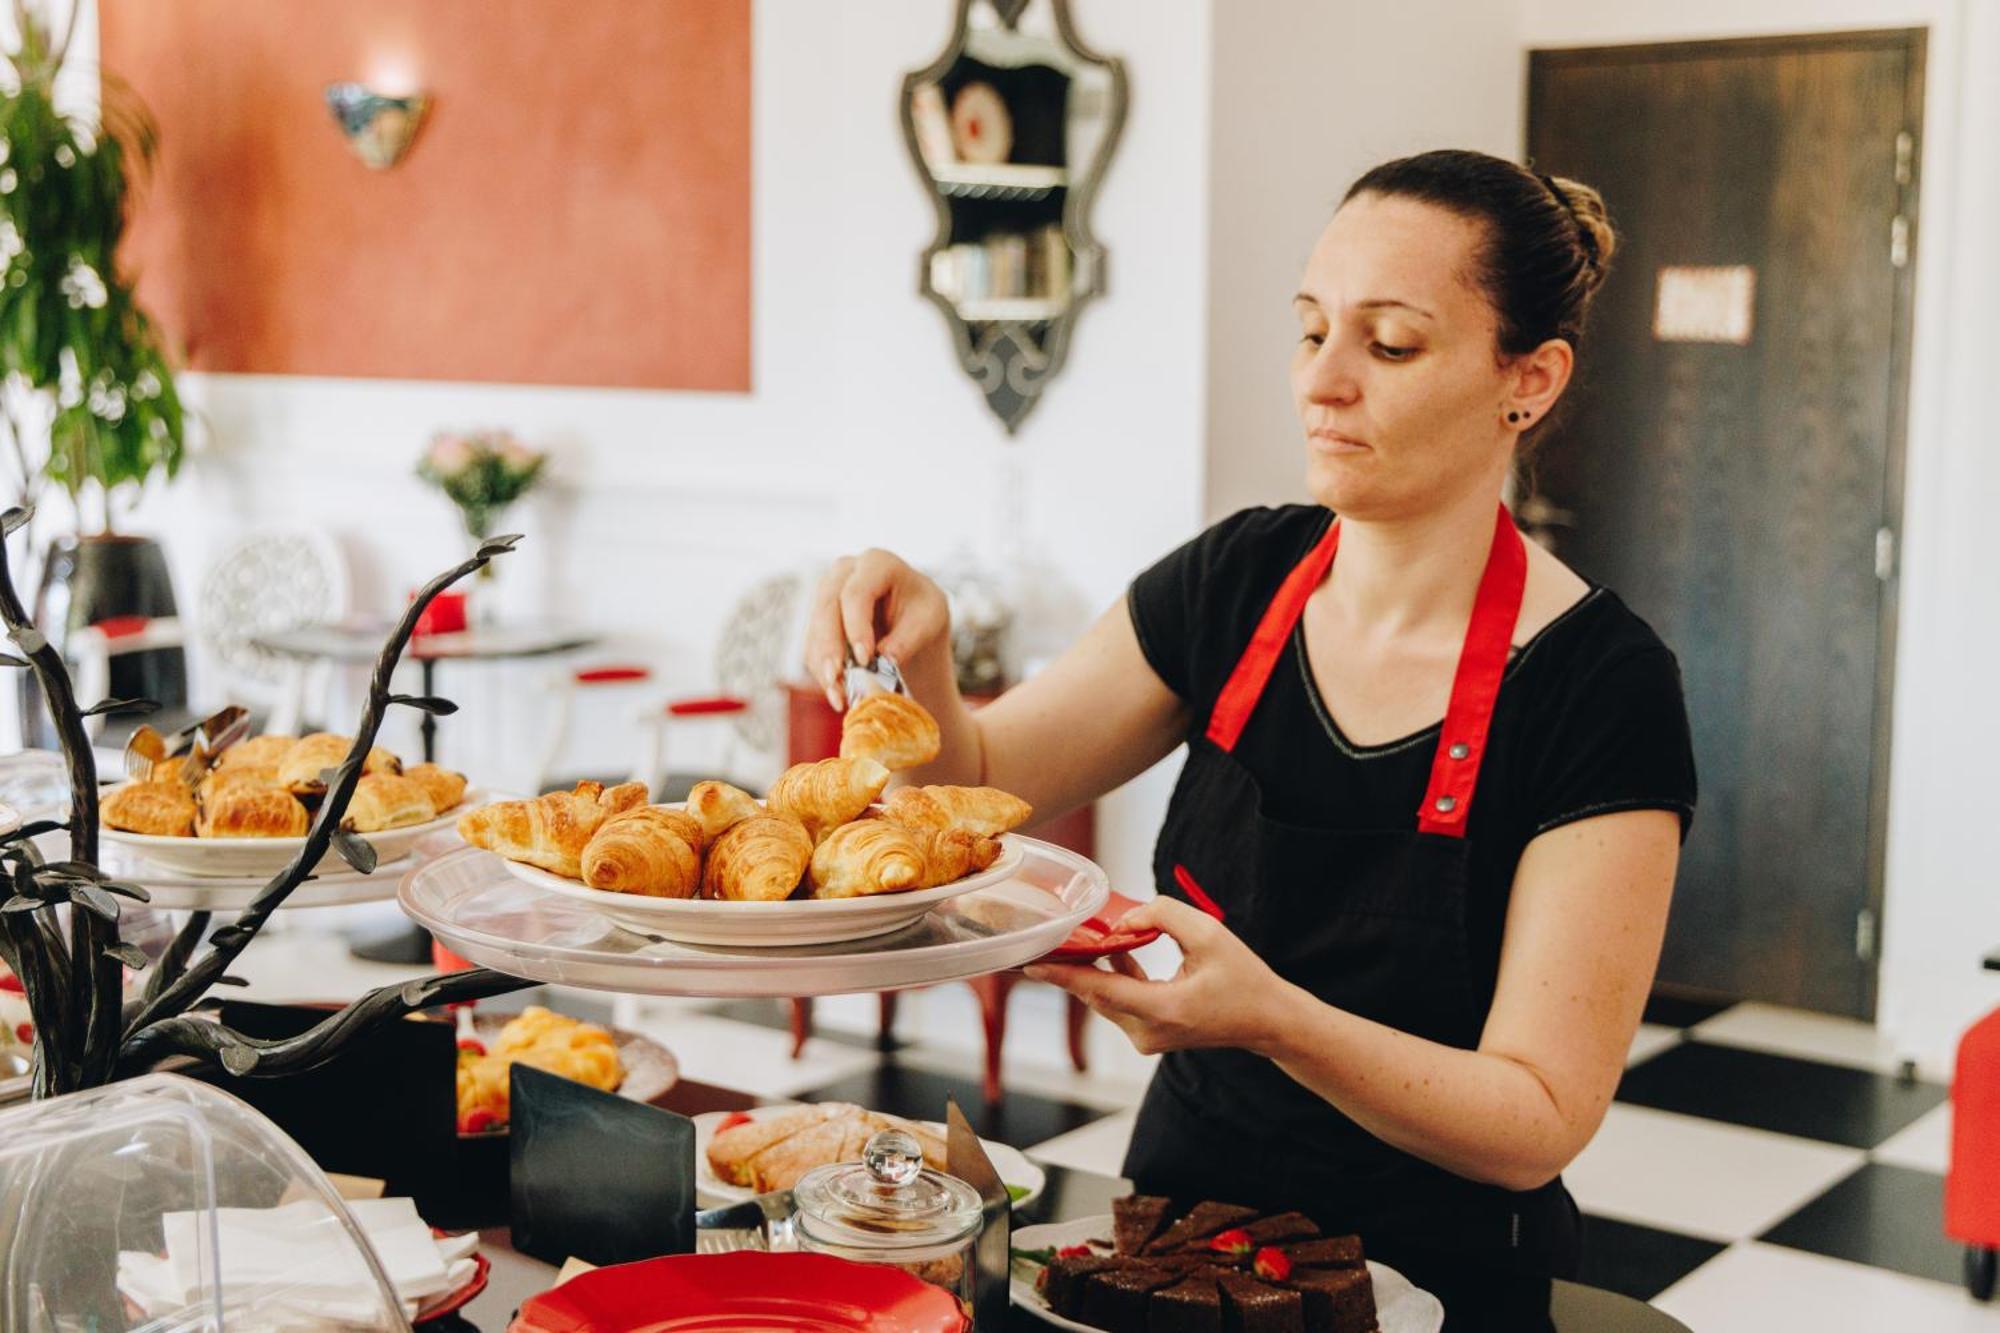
{"left": 0, "top": 506, "right": 534, "bottom": 1098}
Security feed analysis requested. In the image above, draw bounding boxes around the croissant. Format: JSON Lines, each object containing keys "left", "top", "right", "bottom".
{"left": 142, "top": 754, "right": 197, "bottom": 788}
{"left": 341, "top": 773, "right": 439, "bottom": 833}
{"left": 685, "top": 780, "right": 761, "bottom": 844}
{"left": 403, "top": 762, "right": 469, "bottom": 814}
{"left": 807, "top": 819, "right": 928, "bottom": 899}
{"left": 218, "top": 733, "right": 298, "bottom": 772}
{"left": 199, "top": 786, "right": 310, "bottom": 839}
{"left": 198, "top": 764, "right": 282, "bottom": 808}
{"left": 456, "top": 780, "right": 650, "bottom": 879}
{"left": 582, "top": 807, "right": 704, "bottom": 898}
{"left": 702, "top": 814, "right": 812, "bottom": 902}
{"left": 839, "top": 693, "right": 943, "bottom": 771}
{"left": 103, "top": 782, "right": 197, "bottom": 837}
{"left": 879, "top": 785, "right": 1032, "bottom": 838}
{"left": 766, "top": 757, "right": 890, "bottom": 844}
{"left": 916, "top": 825, "right": 1003, "bottom": 888}
{"left": 279, "top": 732, "right": 402, "bottom": 796}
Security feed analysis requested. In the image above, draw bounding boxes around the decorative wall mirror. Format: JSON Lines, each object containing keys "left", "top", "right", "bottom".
{"left": 900, "top": 0, "right": 1127, "bottom": 433}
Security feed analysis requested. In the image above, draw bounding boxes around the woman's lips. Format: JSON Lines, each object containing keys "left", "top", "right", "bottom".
{"left": 1309, "top": 430, "right": 1370, "bottom": 454}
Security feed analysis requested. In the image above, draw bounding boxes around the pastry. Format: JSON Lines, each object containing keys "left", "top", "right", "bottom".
{"left": 706, "top": 1103, "right": 951, "bottom": 1195}
{"left": 1237, "top": 1213, "right": 1321, "bottom": 1249}
{"left": 198, "top": 786, "right": 311, "bottom": 839}
{"left": 1277, "top": 1237, "right": 1364, "bottom": 1269}
{"left": 217, "top": 733, "right": 297, "bottom": 771}
{"left": 1045, "top": 1253, "right": 1127, "bottom": 1317}
{"left": 706, "top": 1104, "right": 845, "bottom": 1187}
{"left": 702, "top": 814, "right": 812, "bottom": 902}
{"left": 686, "top": 780, "right": 760, "bottom": 844}
{"left": 839, "top": 692, "right": 942, "bottom": 770}
{"left": 456, "top": 780, "right": 650, "bottom": 879}
{"left": 915, "top": 825, "right": 1003, "bottom": 888}
{"left": 279, "top": 732, "right": 401, "bottom": 796}
{"left": 456, "top": 1005, "right": 623, "bottom": 1132}
{"left": 340, "top": 773, "right": 438, "bottom": 833}
{"left": 582, "top": 806, "right": 703, "bottom": 899}
{"left": 765, "top": 757, "right": 890, "bottom": 844}
{"left": 1216, "top": 1273, "right": 1304, "bottom": 1332}
{"left": 1285, "top": 1268, "right": 1376, "bottom": 1333}
{"left": 879, "top": 784, "right": 1032, "bottom": 838}
{"left": 403, "top": 762, "right": 468, "bottom": 814}
{"left": 1152, "top": 1274, "right": 1227, "bottom": 1332}
{"left": 1082, "top": 1265, "right": 1182, "bottom": 1332}
{"left": 142, "top": 753, "right": 197, "bottom": 788}
{"left": 1116, "top": 1195, "right": 1177, "bottom": 1256}
{"left": 738, "top": 1117, "right": 851, "bottom": 1194}
{"left": 807, "top": 819, "right": 927, "bottom": 899}
{"left": 198, "top": 764, "right": 281, "bottom": 807}
{"left": 1146, "top": 1202, "right": 1260, "bottom": 1256}
{"left": 103, "top": 782, "right": 197, "bottom": 838}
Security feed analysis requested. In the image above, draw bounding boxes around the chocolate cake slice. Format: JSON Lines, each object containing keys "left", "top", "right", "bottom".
{"left": 1115, "top": 1193, "right": 1178, "bottom": 1256}
{"left": 1287, "top": 1266, "right": 1378, "bottom": 1333}
{"left": 1150, "top": 1273, "right": 1226, "bottom": 1333}
{"left": 1042, "top": 1252, "right": 1125, "bottom": 1318}
{"left": 1238, "top": 1212, "right": 1321, "bottom": 1248}
{"left": 1278, "top": 1235, "right": 1365, "bottom": 1270}
{"left": 1217, "top": 1273, "right": 1306, "bottom": 1333}
{"left": 1080, "top": 1263, "right": 1182, "bottom": 1333}
{"left": 1145, "top": 1201, "right": 1261, "bottom": 1255}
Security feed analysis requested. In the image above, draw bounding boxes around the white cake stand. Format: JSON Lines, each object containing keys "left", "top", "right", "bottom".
{"left": 398, "top": 837, "right": 1111, "bottom": 999}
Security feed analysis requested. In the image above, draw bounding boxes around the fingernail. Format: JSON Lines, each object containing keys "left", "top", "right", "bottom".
{"left": 1023, "top": 965, "right": 1048, "bottom": 981}
{"left": 825, "top": 683, "right": 844, "bottom": 711}
{"left": 850, "top": 640, "right": 870, "bottom": 664}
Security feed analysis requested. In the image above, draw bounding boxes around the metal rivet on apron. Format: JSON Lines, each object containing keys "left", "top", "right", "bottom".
{"left": 1448, "top": 742, "right": 1470, "bottom": 760}
{"left": 1434, "top": 795, "right": 1457, "bottom": 814}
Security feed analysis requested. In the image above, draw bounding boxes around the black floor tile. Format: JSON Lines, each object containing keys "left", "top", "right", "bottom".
{"left": 795, "top": 1062, "right": 1103, "bottom": 1149}
{"left": 1576, "top": 1214, "right": 1730, "bottom": 1302}
{"left": 1017, "top": 1162, "right": 1134, "bottom": 1229}
{"left": 1615, "top": 1041, "right": 1946, "bottom": 1149}
{"left": 1760, "top": 1162, "right": 1958, "bottom": 1285}
{"left": 1642, "top": 993, "right": 1738, "bottom": 1029}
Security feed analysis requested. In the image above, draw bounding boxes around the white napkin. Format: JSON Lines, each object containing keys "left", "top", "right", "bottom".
{"left": 117, "top": 1195, "right": 472, "bottom": 1327}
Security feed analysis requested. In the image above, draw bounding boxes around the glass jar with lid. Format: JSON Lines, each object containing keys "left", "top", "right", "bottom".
{"left": 792, "top": 1129, "right": 984, "bottom": 1309}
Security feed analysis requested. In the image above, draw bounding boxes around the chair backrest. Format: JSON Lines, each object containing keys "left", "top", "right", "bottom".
{"left": 195, "top": 532, "right": 349, "bottom": 694}
{"left": 712, "top": 570, "right": 807, "bottom": 759}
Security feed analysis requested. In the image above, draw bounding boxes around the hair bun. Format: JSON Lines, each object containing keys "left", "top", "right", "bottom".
{"left": 1546, "top": 174, "right": 1618, "bottom": 276}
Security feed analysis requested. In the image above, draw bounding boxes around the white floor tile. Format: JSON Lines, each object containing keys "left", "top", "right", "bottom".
{"left": 1627, "top": 1023, "right": 1682, "bottom": 1067}
{"left": 1654, "top": 1242, "right": 2000, "bottom": 1332}
{"left": 1564, "top": 1104, "right": 1866, "bottom": 1242}
{"left": 1693, "top": 1002, "right": 1909, "bottom": 1076}
{"left": 1873, "top": 1103, "right": 1953, "bottom": 1176}
{"left": 1025, "top": 1110, "right": 1137, "bottom": 1177}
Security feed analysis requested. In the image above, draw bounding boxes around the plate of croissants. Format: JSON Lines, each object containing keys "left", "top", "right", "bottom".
{"left": 455, "top": 692, "right": 1037, "bottom": 947}
{"left": 99, "top": 730, "right": 481, "bottom": 879}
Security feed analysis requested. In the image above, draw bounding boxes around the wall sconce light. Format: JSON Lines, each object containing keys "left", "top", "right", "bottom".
{"left": 324, "top": 82, "right": 431, "bottom": 169}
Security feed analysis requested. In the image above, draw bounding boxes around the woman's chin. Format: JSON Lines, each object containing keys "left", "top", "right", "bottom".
{"left": 1304, "top": 457, "right": 1378, "bottom": 514}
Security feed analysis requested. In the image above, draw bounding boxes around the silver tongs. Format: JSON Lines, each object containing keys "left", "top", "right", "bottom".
{"left": 695, "top": 1189, "right": 797, "bottom": 1252}
{"left": 123, "top": 705, "right": 251, "bottom": 788}
{"left": 842, "top": 648, "right": 907, "bottom": 711}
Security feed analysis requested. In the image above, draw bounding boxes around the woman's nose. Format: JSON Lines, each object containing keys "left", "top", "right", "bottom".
{"left": 1298, "top": 342, "right": 1361, "bottom": 405}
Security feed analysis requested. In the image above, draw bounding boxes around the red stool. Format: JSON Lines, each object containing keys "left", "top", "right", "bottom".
{"left": 1947, "top": 1004, "right": 2000, "bottom": 1300}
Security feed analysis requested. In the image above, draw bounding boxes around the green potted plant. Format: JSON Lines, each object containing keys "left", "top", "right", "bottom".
{"left": 1, "top": 1, "right": 189, "bottom": 739}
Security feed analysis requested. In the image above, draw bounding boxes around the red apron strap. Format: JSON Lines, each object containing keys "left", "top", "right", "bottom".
{"left": 1417, "top": 504, "right": 1528, "bottom": 837}
{"left": 1205, "top": 517, "right": 1341, "bottom": 752}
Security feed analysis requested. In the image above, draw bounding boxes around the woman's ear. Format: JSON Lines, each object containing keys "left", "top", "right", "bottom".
{"left": 1501, "top": 339, "right": 1575, "bottom": 429}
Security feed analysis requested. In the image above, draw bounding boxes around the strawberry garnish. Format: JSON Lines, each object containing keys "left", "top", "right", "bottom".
{"left": 716, "top": 1111, "right": 755, "bottom": 1134}
{"left": 456, "top": 1037, "right": 487, "bottom": 1056}
{"left": 1208, "top": 1227, "right": 1254, "bottom": 1259}
{"left": 1056, "top": 1244, "right": 1094, "bottom": 1259}
{"left": 0, "top": 972, "right": 24, "bottom": 994}
{"left": 13, "top": 1022, "right": 31, "bottom": 1045}
{"left": 1252, "top": 1246, "right": 1293, "bottom": 1281}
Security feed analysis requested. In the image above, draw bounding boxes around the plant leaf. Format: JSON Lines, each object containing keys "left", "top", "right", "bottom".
{"left": 80, "top": 697, "right": 160, "bottom": 719}
{"left": 388, "top": 694, "right": 458, "bottom": 716}
{"left": 72, "top": 883, "right": 120, "bottom": 922}
{"left": 101, "top": 880, "right": 151, "bottom": 903}
{"left": 331, "top": 830, "right": 378, "bottom": 875}
{"left": 476, "top": 533, "right": 523, "bottom": 558}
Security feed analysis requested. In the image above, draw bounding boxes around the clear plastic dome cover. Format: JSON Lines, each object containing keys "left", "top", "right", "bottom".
{"left": 0, "top": 1073, "right": 409, "bottom": 1331}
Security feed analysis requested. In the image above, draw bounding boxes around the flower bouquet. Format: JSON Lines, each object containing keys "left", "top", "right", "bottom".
{"left": 417, "top": 431, "right": 546, "bottom": 567}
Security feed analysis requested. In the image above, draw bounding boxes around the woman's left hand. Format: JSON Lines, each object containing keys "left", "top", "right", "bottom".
{"left": 1024, "top": 897, "right": 1295, "bottom": 1056}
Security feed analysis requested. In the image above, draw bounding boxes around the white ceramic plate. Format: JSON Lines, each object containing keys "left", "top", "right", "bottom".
{"left": 101, "top": 789, "right": 487, "bottom": 880}
{"left": 499, "top": 836, "right": 1025, "bottom": 947}
{"left": 1008, "top": 1215, "right": 1444, "bottom": 1333}
{"left": 690, "top": 1106, "right": 1045, "bottom": 1210}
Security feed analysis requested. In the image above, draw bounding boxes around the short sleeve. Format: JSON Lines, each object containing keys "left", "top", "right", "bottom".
{"left": 1528, "top": 646, "right": 1698, "bottom": 841}
{"left": 1126, "top": 506, "right": 1330, "bottom": 708}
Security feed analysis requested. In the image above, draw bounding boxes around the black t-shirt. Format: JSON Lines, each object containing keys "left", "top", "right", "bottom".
{"left": 1128, "top": 505, "right": 1697, "bottom": 990}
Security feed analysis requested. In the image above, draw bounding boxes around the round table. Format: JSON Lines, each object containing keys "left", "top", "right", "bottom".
{"left": 252, "top": 621, "right": 598, "bottom": 763}
{"left": 253, "top": 620, "right": 596, "bottom": 962}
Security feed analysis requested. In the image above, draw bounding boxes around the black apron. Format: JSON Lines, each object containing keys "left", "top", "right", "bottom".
{"left": 1121, "top": 504, "right": 1580, "bottom": 1325}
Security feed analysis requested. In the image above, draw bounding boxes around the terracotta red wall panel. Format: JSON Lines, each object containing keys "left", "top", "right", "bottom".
{"left": 99, "top": 0, "right": 751, "bottom": 391}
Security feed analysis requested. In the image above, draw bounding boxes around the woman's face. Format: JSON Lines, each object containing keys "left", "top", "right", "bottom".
{"left": 1291, "top": 192, "right": 1518, "bottom": 521}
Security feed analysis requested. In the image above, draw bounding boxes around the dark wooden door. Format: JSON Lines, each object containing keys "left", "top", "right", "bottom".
{"left": 1526, "top": 31, "right": 1923, "bottom": 1018}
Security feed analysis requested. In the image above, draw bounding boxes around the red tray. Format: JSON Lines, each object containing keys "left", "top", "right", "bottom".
{"left": 508, "top": 1251, "right": 969, "bottom": 1332}
{"left": 1036, "top": 890, "right": 1161, "bottom": 964}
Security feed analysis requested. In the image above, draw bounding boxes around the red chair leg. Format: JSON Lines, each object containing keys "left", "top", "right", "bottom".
{"left": 1066, "top": 994, "right": 1091, "bottom": 1073}
{"left": 877, "top": 991, "right": 901, "bottom": 1049}
{"left": 966, "top": 973, "right": 1019, "bottom": 1105}
{"left": 789, "top": 997, "right": 813, "bottom": 1059}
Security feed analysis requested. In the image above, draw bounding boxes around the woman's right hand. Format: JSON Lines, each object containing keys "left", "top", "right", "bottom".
{"left": 805, "top": 550, "right": 952, "bottom": 710}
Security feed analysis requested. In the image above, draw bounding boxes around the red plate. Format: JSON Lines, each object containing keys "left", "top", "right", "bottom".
{"left": 415, "top": 1250, "right": 490, "bottom": 1323}
{"left": 507, "top": 1251, "right": 969, "bottom": 1333}
{"left": 1037, "top": 890, "right": 1161, "bottom": 964}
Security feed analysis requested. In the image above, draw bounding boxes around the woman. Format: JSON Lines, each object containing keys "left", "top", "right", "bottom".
{"left": 807, "top": 150, "right": 1695, "bottom": 1305}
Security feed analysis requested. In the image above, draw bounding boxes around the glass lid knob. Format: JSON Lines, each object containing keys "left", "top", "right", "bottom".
{"left": 863, "top": 1129, "right": 924, "bottom": 1187}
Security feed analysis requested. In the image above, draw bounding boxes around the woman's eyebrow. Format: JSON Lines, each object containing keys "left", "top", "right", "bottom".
{"left": 1290, "top": 293, "right": 1436, "bottom": 320}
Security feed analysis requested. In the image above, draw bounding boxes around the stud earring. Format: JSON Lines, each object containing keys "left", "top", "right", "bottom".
{"left": 1506, "top": 411, "right": 1522, "bottom": 423}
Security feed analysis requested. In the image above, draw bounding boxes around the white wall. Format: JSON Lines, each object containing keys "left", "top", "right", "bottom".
{"left": 1523, "top": 0, "right": 1995, "bottom": 1075}
{"left": 1203, "top": 1, "right": 1526, "bottom": 523}
{"left": 96, "top": 0, "right": 1214, "bottom": 897}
